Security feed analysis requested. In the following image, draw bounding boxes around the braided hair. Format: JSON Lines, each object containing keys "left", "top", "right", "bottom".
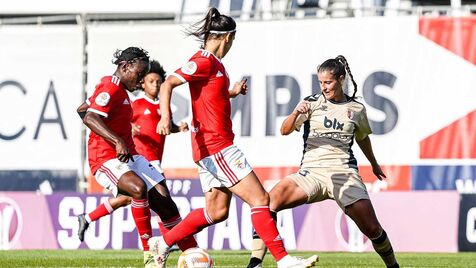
{"left": 185, "top": 7, "right": 236, "bottom": 48}
{"left": 112, "top": 47, "right": 149, "bottom": 66}
{"left": 317, "top": 55, "right": 358, "bottom": 100}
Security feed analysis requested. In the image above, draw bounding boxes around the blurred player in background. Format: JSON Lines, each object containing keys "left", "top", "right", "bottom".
{"left": 246, "top": 56, "right": 399, "bottom": 268}
{"left": 76, "top": 48, "right": 195, "bottom": 267}
{"left": 149, "top": 7, "right": 318, "bottom": 268}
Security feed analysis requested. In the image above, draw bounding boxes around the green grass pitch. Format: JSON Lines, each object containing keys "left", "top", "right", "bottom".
{"left": 1, "top": 250, "right": 475, "bottom": 267}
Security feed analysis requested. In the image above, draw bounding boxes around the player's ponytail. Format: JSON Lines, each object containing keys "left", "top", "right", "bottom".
{"left": 335, "top": 55, "right": 357, "bottom": 100}
{"left": 186, "top": 7, "right": 236, "bottom": 48}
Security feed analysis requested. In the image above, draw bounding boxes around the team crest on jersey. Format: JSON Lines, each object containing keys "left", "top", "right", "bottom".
{"left": 181, "top": 61, "right": 197, "bottom": 75}
{"left": 144, "top": 109, "right": 151, "bottom": 115}
{"left": 347, "top": 109, "right": 354, "bottom": 120}
{"left": 95, "top": 92, "right": 110, "bottom": 107}
{"left": 234, "top": 159, "right": 245, "bottom": 169}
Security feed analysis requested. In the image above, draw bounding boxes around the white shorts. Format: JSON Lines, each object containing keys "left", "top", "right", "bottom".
{"left": 149, "top": 160, "right": 164, "bottom": 174}
{"left": 95, "top": 155, "right": 165, "bottom": 197}
{"left": 196, "top": 145, "right": 253, "bottom": 193}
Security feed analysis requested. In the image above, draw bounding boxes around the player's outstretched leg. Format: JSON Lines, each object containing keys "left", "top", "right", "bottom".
{"left": 345, "top": 199, "right": 399, "bottom": 268}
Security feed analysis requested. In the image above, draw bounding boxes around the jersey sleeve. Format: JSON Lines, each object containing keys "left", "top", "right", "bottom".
{"left": 355, "top": 105, "right": 372, "bottom": 141}
{"left": 294, "top": 99, "right": 319, "bottom": 131}
{"left": 87, "top": 81, "right": 120, "bottom": 118}
{"left": 172, "top": 56, "right": 211, "bottom": 83}
{"left": 294, "top": 113, "right": 309, "bottom": 131}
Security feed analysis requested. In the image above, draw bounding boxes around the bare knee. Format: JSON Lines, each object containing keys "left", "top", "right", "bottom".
{"left": 208, "top": 206, "right": 230, "bottom": 223}
{"left": 248, "top": 191, "right": 270, "bottom": 207}
{"left": 365, "top": 225, "right": 383, "bottom": 239}
{"left": 128, "top": 181, "right": 147, "bottom": 199}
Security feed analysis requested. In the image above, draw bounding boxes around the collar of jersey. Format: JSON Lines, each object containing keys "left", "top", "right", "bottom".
{"left": 143, "top": 94, "right": 160, "bottom": 105}
{"left": 200, "top": 49, "right": 222, "bottom": 62}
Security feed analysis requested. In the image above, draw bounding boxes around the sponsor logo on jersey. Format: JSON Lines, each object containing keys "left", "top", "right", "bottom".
{"left": 324, "top": 116, "right": 344, "bottom": 130}
{"left": 216, "top": 71, "right": 223, "bottom": 77}
{"left": 123, "top": 99, "right": 129, "bottom": 105}
{"left": 0, "top": 197, "right": 23, "bottom": 250}
{"left": 181, "top": 61, "right": 198, "bottom": 75}
{"left": 95, "top": 92, "right": 110, "bottom": 107}
{"left": 144, "top": 109, "right": 151, "bottom": 115}
{"left": 310, "top": 129, "right": 353, "bottom": 142}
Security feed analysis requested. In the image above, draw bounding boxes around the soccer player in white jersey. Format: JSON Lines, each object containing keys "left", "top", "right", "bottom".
{"left": 246, "top": 56, "right": 399, "bottom": 268}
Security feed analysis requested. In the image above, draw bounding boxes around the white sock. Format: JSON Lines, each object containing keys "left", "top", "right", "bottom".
{"left": 85, "top": 214, "right": 92, "bottom": 223}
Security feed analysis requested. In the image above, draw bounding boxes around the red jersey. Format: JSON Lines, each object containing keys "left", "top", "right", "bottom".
{"left": 173, "top": 50, "right": 234, "bottom": 162}
{"left": 131, "top": 95, "right": 166, "bottom": 162}
{"left": 86, "top": 75, "right": 137, "bottom": 174}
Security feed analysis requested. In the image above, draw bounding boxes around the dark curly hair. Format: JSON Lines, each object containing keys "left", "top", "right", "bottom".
{"left": 148, "top": 60, "right": 166, "bottom": 82}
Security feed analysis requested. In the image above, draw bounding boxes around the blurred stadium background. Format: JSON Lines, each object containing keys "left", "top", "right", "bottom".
{"left": 0, "top": 0, "right": 475, "bottom": 260}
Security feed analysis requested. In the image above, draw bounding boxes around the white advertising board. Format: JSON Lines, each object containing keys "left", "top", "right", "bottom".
{"left": 0, "top": 26, "right": 84, "bottom": 170}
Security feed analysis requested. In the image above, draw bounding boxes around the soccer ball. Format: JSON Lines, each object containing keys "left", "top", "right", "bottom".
{"left": 177, "top": 247, "right": 214, "bottom": 268}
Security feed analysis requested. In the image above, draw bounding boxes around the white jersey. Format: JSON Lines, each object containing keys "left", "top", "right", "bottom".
{"left": 294, "top": 94, "right": 372, "bottom": 170}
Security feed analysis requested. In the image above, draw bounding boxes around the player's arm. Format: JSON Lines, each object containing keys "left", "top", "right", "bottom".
{"left": 77, "top": 102, "right": 89, "bottom": 119}
{"left": 356, "top": 136, "right": 386, "bottom": 180}
{"left": 229, "top": 78, "right": 248, "bottom": 98}
{"left": 82, "top": 111, "right": 131, "bottom": 162}
{"left": 280, "top": 101, "right": 311, "bottom": 135}
{"left": 157, "top": 75, "right": 184, "bottom": 135}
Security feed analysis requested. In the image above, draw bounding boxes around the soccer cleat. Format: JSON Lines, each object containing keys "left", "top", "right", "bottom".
{"left": 148, "top": 236, "right": 170, "bottom": 268}
{"left": 143, "top": 251, "right": 156, "bottom": 268}
{"left": 246, "top": 257, "right": 263, "bottom": 268}
{"left": 77, "top": 214, "right": 89, "bottom": 242}
{"left": 278, "top": 255, "right": 319, "bottom": 268}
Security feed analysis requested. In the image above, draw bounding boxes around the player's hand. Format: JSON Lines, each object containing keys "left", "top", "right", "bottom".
{"left": 157, "top": 118, "right": 171, "bottom": 135}
{"left": 372, "top": 164, "right": 387, "bottom": 181}
{"left": 230, "top": 78, "right": 248, "bottom": 97}
{"left": 115, "top": 138, "right": 132, "bottom": 162}
{"left": 293, "top": 101, "right": 311, "bottom": 115}
{"left": 179, "top": 122, "right": 189, "bottom": 132}
{"left": 131, "top": 123, "right": 141, "bottom": 137}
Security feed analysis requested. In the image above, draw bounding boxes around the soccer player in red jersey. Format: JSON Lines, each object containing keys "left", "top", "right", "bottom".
{"left": 148, "top": 8, "right": 318, "bottom": 268}
{"left": 77, "top": 61, "right": 190, "bottom": 245}
{"left": 76, "top": 48, "right": 195, "bottom": 267}
{"left": 131, "top": 60, "right": 189, "bottom": 173}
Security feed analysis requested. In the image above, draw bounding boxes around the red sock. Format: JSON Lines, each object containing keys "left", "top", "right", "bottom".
{"left": 251, "top": 206, "right": 287, "bottom": 261}
{"left": 131, "top": 199, "right": 152, "bottom": 251}
{"left": 160, "top": 215, "right": 198, "bottom": 251}
{"left": 88, "top": 200, "right": 114, "bottom": 222}
{"left": 163, "top": 208, "right": 212, "bottom": 247}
